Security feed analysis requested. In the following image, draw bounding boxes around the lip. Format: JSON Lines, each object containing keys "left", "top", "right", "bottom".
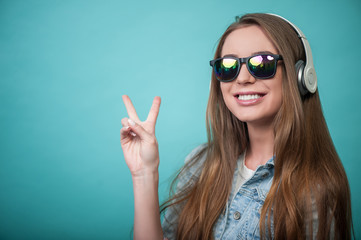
{"left": 233, "top": 91, "right": 267, "bottom": 106}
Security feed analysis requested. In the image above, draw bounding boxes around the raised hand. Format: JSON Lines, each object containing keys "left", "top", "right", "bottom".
{"left": 120, "top": 95, "right": 161, "bottom": 178}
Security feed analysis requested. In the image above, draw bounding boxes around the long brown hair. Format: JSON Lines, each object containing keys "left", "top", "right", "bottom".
{"left": 161, "top": 13, "right": 353, "bottom": 239}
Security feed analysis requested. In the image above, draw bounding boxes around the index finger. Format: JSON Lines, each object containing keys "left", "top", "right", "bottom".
{"left": 146, "top": 96, "right": 161, "bottom": 124}
{"left": 122, "top": 95, "right": 140, "bottom": 121}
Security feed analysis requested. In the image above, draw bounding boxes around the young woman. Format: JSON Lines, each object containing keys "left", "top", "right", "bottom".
{"left": 120, "top": 13, "right": 353, "bottom": 239}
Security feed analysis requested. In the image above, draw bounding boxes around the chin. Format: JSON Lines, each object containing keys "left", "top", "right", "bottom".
{"left": 234, "top": 112, "right": 277, "bottom": 126}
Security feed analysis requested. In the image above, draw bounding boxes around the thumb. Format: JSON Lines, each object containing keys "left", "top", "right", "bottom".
{"left": 127, "top": 119, "right": 152, "bottom": 141}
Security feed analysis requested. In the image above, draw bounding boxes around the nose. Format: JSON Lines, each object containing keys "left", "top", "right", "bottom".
{"left": 235, "top": 64, "right": 256, "bottom": 85}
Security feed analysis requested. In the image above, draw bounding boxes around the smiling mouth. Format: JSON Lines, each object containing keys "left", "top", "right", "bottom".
{"left": 236, "top": 94, "right": 265, "bottom": 100}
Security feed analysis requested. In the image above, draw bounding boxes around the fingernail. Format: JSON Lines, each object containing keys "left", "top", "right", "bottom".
{"left": 124, "top": 126, "right": 130, "bottom": 130}
{"left": 130, "top": 132, "right": 136, "bottom": 137}
{"left": 128, "top": 119, "right": 135, "bottom": 126}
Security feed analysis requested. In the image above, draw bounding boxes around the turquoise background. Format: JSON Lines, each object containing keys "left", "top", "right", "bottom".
{"left": 1, "top": 0, "right": 360, "bottom": 239}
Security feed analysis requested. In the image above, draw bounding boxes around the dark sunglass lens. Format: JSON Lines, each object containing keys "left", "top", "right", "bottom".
{"left": 248, "top": 55, "right": 276, "bottom": 78}
{"left": 214, "top": 58, "right": 238, "bottom": 81}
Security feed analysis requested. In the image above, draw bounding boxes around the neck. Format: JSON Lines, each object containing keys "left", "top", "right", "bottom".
{"left": 245, "top": 122, "right": 275, "bottom": 171}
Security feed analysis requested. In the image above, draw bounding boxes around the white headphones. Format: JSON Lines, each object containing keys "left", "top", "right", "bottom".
{"left": 267, "top": 13, "right": 317, "bottom": 95}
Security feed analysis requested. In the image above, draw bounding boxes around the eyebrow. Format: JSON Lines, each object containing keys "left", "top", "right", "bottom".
{"left": 222, "top": 51, "right": 276, "bottom": 58}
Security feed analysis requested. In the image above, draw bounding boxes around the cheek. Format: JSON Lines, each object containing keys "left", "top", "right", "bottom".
{"left": 220, "top": 83, "right": 227, "bottom": 99}
{"left": 272, "top": 69, "right": 283, "bottom": 104}
{"left": 220, "top": 82, "right": 226, "bottom": 94}
{"left": 274, "top": 89, "right": 283, "bottom": 111}
{"left": 220, "top": 83, "right": 232, "bottom": 105}
{"left": 271, "top": 79, "right": 283, "bottom": 111}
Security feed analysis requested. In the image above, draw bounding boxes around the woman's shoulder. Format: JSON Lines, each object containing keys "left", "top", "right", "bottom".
{"left": 184, "top": 143, "right": 208, "bottom": 164}
{"left": 177, "top": 143, "right": 208, "bottom": 186}
{"left": 184, "top": 143, "right": 208, "bottom": 169}
{"left": 161, "top": 144, "right": 209, "bottom": 238}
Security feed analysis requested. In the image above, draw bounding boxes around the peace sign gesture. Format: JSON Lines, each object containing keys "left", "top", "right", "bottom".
{"left": 120, "top": 95, "right": 161, "bottom": 178}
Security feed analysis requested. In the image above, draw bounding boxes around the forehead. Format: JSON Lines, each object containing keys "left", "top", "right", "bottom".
{"left": 222, "top": 25, "right": 278, "bottom": 57}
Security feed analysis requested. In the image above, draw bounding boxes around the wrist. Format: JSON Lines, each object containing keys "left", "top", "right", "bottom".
{"left": 132, "top": 169, "right": 159, "bottom": 186}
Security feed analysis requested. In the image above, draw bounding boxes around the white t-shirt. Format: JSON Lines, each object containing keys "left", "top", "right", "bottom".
{"left": 234, "top": 152, "right": 255, "bottom": 192}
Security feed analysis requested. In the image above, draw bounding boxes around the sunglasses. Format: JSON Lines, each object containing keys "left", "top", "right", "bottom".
{"left": 209, "top": 54, "right": 283, "bottom": 82}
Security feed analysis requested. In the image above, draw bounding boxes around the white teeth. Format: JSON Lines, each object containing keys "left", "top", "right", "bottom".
{"left": 237, "top": 94, "right": 261, "bottom": 100}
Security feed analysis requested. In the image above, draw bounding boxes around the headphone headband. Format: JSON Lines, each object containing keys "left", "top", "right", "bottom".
{"left": 267, "top": 13, "right": 317, "bottom": 95}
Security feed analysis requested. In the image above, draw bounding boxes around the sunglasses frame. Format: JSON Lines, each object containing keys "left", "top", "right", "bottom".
{"left": 209, "top": 54, "right": 283, "bottom": 82}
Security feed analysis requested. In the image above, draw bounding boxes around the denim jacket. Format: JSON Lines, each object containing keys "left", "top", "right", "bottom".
{"left": 213, "top": 154, "right": 274, "bottom": 239}
{"left": 162, "top": 144, "right": 275, "bottom": 240}
{"left": 162, "top": 145, "right": 320, "bottom": 239}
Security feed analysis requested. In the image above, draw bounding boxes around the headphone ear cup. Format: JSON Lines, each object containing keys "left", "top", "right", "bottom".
{"left": 295, "top": 60, "right": 308, "bottom": 96}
